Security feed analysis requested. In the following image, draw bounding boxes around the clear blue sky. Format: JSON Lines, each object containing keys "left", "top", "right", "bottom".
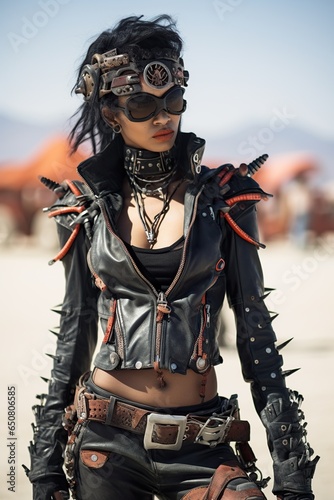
{"left": 1, "top": 0, "right": 334, "bottom": 140}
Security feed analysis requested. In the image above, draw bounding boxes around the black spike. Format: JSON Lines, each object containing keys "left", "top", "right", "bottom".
{"left": 276, "top": 338, "right": 294, "bottom": 351}
{"left": 51, "top": 305, "right": 64, "bottom": 315}
{"left": 39, "top": 176, "right": 67, "bottom": 197}
{"left": 35, "top": 394, "right": 48, "bottom": 403}
{"left": 282, "top": 368, "right": 300, "bottom": 378}
{"left": 49, "top": 327, "right": 60, "bottom": 337}
{"left": 260, "top": 287, "right": 276, "bottom": 300}
{"left": 247, "top": 154, "right": 269, "bottom": 176}
{"left": 46, "top": 353, "right": 60, "bottom": 362}
{"left": 22, "top": 464, "right": 30, "bottom": 476}
{"left": 40, "top": 376, "right": 49, "bottom": 383}
{"left": 268, "top": 312, "right": 279, "bottom": 323}
{"left": 39, "top": 176, "right": 61, "bottom": 191}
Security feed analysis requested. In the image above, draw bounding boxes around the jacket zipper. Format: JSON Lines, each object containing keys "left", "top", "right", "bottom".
{"left": 165, "top": 185, "right": 204, "bottom": 297}
{"left": 190, "top": 271, "right": 219, "bottom": 371}
{"left": 114, "top": 318, "right": 125, "bottom": 360}
{"left": 98, "top": 198, "right": 160, "bottom": 365}
{"left": 98, "top": 188, "right": 203, "bottom": 369}
{"left": 102, "top": 297, "right": 117, "bottom": 344}
{"left": 154, "top": 187, "right": 205, "bottom": 368}
{"left": 87, "top": 248, "right": 107, "bottom": 292}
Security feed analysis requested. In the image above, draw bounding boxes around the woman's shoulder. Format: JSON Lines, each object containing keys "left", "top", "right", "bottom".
{"left": 40, "top": 177, "right": 98, "bottom": 231}
{"left": 199, "top": 162, "right": 264, "bottom": 195}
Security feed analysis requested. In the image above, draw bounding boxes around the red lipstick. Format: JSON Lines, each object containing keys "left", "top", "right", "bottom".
{"left": 152, "top": 129, "right": 175, "bottom": 142}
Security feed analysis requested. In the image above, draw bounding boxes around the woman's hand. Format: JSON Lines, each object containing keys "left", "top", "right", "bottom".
{"left": 32, "top": 479, "right": 69, "bottom": 500}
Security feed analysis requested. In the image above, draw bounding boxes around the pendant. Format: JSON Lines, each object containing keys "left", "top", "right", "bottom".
{"left": 146, "top": 230, "right": 156, "bottom": 244}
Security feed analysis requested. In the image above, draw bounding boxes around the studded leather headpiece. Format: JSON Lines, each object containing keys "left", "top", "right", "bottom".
{"left": 75, "top": 47, "right": 189, "bottom": 101}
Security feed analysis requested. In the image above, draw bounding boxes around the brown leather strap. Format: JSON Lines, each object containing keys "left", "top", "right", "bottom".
{"left": 79, "top": 392, "right": 250, "bottom": 444}
{"left": 181, "top": 465, "right": 266, "bottom": 500}
{"left": 204, "top": 465, "right": 247, "bottom": 499}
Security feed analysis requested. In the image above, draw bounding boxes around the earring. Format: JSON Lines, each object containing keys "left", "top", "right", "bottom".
{"left": 112, "top": 123, "right": 122, "bottom": 134}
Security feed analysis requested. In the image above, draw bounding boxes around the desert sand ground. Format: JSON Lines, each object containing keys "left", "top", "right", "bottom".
{"left": 0, "top": 235, "right": 333, "bottom": 499}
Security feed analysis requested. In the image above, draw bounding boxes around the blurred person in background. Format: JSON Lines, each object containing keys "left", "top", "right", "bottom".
{"left": 282, "top": 172, "right": 313, "bottom": 249}
{"left": 24, "top": 15, "right": 318, "bottom": 500}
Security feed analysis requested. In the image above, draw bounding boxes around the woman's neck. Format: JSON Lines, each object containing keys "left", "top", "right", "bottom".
{"left": 123, "top": 144, "right": 177, "bottom": 196}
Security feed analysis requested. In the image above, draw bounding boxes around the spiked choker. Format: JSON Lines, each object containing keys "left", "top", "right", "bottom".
{"left": 124, "top": 145, "right": 177, "bottom": 195}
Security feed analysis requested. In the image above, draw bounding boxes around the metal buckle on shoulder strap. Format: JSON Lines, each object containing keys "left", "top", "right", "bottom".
{"left": 143, "top": 413, "right": 187, "bottom": 451}
{"left": 194, "top": 415, "right": 234, "bottom": 447}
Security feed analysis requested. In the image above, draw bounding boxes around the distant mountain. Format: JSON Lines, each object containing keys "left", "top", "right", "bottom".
{"left": 0, "top": 114, "right": 68, "bottom": 163}
{"left": 1, "top": 114, "right": 333, "bottom": 184}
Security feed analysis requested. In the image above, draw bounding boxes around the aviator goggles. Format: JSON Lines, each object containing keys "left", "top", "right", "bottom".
{"left": 114, "top": 86, "right": 186, "bottom": 122}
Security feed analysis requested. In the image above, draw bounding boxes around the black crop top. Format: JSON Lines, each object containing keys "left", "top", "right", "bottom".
{"left": 125, "top": 237, "right": 184, "bottom": 292}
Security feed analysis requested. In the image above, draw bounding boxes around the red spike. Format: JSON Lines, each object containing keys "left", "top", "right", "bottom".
{"left": 223, "top": 213, "right": 266, "bottom": 249}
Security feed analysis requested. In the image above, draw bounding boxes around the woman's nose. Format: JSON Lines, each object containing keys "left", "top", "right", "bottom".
{"left": 153, "top": 109, "right": 171, "bottom": 124}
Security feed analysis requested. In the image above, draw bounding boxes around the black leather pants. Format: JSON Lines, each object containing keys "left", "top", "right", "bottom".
{"left": 72, "top": 381, "right": 240, "bottom": 500}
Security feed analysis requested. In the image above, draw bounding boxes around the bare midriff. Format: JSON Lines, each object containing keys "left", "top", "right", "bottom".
{"left": 92, "top": 367, "right": 218, "bottom": 406}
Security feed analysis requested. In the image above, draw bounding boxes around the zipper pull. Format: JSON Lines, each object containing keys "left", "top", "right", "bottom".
{"left": 205, "top": 304, "right": 211, "bottom": 328}
{"left": 157, "top": 292, "right": 171, "bottom": 314}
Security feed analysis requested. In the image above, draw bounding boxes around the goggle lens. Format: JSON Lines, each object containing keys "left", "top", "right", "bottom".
{"left": 117, "top": 87, "right": 186, "bottom": 122}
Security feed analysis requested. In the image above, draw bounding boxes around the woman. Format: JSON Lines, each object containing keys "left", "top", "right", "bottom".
{"left": 26, "top": 15, "right": 318, "bottom": 500}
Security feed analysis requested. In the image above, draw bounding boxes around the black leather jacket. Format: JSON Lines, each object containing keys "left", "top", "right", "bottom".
{"left": 27, "top": 132, "right": 317, "bottom": 498}
{"left": 75, "top": 132, "right": 287, "bottom": 409}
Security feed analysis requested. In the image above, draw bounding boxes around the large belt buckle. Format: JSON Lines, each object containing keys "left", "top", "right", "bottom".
{"left": 143, "top": 413, "right": 187, "bottom": 451}
{"left": 195, "top": 415, "right": 234, "bottom": 447}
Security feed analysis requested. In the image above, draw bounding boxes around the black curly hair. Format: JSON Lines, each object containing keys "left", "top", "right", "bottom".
{"left": 69, "top": 15, "right": 184, "bottom": 154}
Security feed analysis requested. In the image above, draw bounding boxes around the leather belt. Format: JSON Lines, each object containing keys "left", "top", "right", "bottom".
{"left": 76, "top": 389, "right": 250, "bottom": 451}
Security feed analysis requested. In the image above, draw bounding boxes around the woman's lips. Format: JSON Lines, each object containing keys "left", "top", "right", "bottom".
{"left": 152, "top": 129, "right": 175, "bottom": 142}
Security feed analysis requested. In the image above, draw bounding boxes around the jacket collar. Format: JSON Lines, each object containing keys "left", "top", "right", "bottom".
{"left": 77, "top": 132, "right": 206, "bottom": 196}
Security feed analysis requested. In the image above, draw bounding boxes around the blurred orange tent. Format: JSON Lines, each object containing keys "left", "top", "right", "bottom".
{"left": 252, "top": 151, "right": 320, "bottom": 194}
{"left": 0, "top": 135, "right": 88, "bottom": 190}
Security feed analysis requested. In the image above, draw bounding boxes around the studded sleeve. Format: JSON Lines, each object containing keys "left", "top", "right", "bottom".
{"left": 26, "top": 184, "right": 99, "bottom": 488}
{"left": 222, "top": 198, "right": 290, "bottom": 415}
{"left": 221, "top": 194, "right": 319, "bottom": 498}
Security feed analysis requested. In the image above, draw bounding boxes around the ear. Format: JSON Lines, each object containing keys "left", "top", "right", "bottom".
{"left": 102, "top": 106, "right": 119, "bottom": 127}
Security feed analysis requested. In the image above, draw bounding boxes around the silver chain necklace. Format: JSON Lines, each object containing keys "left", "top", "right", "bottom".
{"left": 130, "top": 178, "right": 184, "bottom": 246}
